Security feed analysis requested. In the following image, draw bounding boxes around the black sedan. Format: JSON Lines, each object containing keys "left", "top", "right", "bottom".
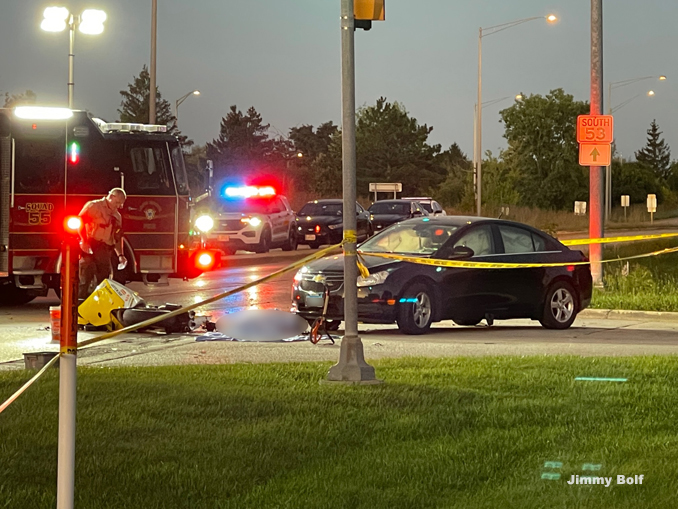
{"left": 292, "top": 216, "right": 592, "bottom": 334}
{"left": 368, "top": 199, "right": 428, "bottom": 232}
{"left": 295, "top": 199, "right": 372, "bottom": 249}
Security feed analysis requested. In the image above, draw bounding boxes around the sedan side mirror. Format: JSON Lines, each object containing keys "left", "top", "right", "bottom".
{"left": 437, "top": 245, "right": 474, "bottom": 259}
{"left": 451, "top": 245, "right": 474, "bottom": 258}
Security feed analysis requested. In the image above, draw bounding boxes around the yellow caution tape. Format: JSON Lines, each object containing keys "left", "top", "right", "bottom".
{"left": 561, "top": 232, "right": 678, "bottom": 246}
{"left": 0, "top": 352, "right": 62, "bottom": 416}
{"left": 360, "top": 245, "right": 678, "bottom": 269}
{"left": 343, "top": 230, "right": 358, "bottom": 244}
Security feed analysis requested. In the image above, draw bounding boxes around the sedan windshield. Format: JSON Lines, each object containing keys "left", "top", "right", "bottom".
{"left": 298, "top": 202, "right": 343, "bottom": 216}
{"left": 369, "top": 202, "right": 410, "bottom": 215}
{"left": 360, "top": 223, "right": 458, "bottom": 255}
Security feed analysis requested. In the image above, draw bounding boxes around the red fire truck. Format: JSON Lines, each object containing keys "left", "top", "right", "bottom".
{"left": 0, "top": 106, "right": 212, "bottom": 305}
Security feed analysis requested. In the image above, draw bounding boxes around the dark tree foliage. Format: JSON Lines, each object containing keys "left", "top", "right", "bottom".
{"left": 117, "top": 66, "right": 191, "bottom": 148}
{"left": 500, "top": 89, "right": 590, "bottom": 210}
{"left": 205, "top": 105, "right": 279, "bottom": 182}
{"left": 635, "top": 119, "right": 671, "bottom": 182}
{"left": 316, "top": 98, "right": 445, "bottom": 197}
{"left": 3, "top": 90, "right": 36, "bottom": 108}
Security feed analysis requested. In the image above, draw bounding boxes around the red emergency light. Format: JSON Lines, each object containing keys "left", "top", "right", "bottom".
{"left": 64, "top": 215, "right": 82, "bottom": 234}
{"left": 195, "top": 250, "right": 216, "bottom": 270}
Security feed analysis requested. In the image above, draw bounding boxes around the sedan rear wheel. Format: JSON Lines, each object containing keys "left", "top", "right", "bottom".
{"left": 539, "top": 281, "right": 577, "bottom": 329}
{"left": 397, "top": 283, "right": 434, "bottom": 335}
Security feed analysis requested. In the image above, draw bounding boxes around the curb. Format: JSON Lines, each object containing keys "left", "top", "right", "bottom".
{"left": 580, "top": 308, "right": 678, "bottom": 323}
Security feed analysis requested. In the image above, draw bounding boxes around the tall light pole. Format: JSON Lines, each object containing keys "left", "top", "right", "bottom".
{"left": 150, "top": 0, "right": 158, "bottom": 124}
{"left": 475, "top": 14, "right": 557, "bottom": 216}
{"left": 605, "top": 75, "right": 666, "bottom": 222}
{"left": 472, "top": 95, "right": 522, "bottom": 190}
{"left": 41, "top": 7, "right": 107, "bottom": 109}
{"left": 174, "top": 90, "right": 200, "bottom": 123}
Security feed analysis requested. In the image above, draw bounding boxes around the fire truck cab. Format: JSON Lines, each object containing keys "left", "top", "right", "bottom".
{"left": 0, "top": 106, "right": 208, "bottom": 305}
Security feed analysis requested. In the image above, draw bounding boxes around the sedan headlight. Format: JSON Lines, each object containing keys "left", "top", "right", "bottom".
{"left": 357, "top": 270, "right": 389, "bottom": 287}
{"left": 328, "top": 223, "right": 342, "bottom": 230}
{"left": 195, "top": 215, "right": 214, "bottom": 233}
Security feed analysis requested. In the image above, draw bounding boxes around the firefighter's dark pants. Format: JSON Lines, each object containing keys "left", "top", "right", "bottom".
{"left": 79, "top": 240, "right": 114, "bottom": 299}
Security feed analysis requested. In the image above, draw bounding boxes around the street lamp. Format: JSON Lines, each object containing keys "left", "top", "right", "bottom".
{"left": 174, "top": 90, "right": 200, "bottom": 123}
{"left": 40, "top": 7, "right": 107, "bottom": 108}
{"left": 475, "top": 14, "right": 557, "bottom": 216}
{"left": 604, "top": 75, "right": 666, "bottom": 222}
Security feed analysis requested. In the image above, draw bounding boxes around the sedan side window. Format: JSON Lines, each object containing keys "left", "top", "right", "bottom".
{"left": 453, "top": 225, "right": 494, "bottom": 256}
{"left": 499, "top": 225, "right": 535, "bottom": 254}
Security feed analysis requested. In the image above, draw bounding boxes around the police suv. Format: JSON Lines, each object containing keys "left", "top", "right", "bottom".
{"left": 194, "top": 186, "right": 297, "bottom": 254}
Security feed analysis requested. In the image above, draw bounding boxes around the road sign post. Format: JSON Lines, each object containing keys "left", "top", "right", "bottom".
{"left": 621, "top": 194, "right": 629, "bottom": 221}
{"left": 647, "top": 194, "right": 657, "bottom": 224}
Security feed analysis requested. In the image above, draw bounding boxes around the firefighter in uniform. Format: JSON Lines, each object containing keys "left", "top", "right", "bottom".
{"left": 78, "top": 188, "right": 128, "bottom": 299}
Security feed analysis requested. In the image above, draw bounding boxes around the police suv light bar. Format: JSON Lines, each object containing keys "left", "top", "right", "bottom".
{"left": 14, "top": 106, "right": 73, "bottom": 120}
{"left": 92, "top": 118, "right": 168, "bottom": 134}
{"left": 224, "top": 186, "right": 276, "bottom": 198}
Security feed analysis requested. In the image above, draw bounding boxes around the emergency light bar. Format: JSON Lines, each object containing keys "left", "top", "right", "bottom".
{"left": 92, "top": 118, "right": 168, "bottom": 134}
{"left": 14, "top": 106, "right": 73, "bottom": 120}
{"left": 224, "top": 186, "right": 276, "bottom": 198}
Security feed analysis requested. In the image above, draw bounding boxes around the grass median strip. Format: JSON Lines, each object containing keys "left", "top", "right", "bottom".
{"left": 2, "top": 356, "right": 678, "bottom": 508}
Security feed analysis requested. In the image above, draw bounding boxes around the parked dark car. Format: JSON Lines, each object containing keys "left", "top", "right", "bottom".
{"left": 296, "top": 199, "right": 373, "bottom": 249}
{"left": 368, "top": 199, "right": 428, "bottom": 232}
{"left": 292, "top": 216, "right": 592, "bottom": 334}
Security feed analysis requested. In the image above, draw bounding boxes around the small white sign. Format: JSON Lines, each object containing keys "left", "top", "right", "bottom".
{"left": 621, "top": 195, "right": 630, "bottom": 207}
{"left": 574, "top": 201, "right": 587, "bottom": 216}
{"left": 647, "top": 194, "right": 657, "bottom": 213}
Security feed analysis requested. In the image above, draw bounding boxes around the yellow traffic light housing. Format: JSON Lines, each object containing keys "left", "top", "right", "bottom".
{"left": 354, "top": 0, "right": 385, "bottom": 21}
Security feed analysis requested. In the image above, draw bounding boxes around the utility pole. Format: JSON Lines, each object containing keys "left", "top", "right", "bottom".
{"left": 149, "top": 0, "right": 157, "bottom": 124}
{"left": 476, "top": 28, "right": 483, "bottom": 216}
{"left": 589, "top": 0, "right": 604, "bottom": 285}
{"left": 327, "top": 0, "right": 378, "bottom": 383}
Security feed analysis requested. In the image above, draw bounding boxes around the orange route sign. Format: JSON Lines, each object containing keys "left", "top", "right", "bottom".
{"left": 577, "top": 115, "right": 614, "bottom": 144}
{"left": 579, "top": 143, "right": 611, "bottom": 166}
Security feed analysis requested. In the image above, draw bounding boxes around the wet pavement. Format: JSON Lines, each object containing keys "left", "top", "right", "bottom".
{"left": 3, "top": 246, "right": 678, "bottom": 370}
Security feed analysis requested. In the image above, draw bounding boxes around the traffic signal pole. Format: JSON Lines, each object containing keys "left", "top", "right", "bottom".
{"left": 327, "top": 0, "right": 378, "bottom": 383}
{"left": 56, "top": 222, "right": 80, "bottom": 509}
{"left": 589, "top": 0, "right": 604, "bottom": 285}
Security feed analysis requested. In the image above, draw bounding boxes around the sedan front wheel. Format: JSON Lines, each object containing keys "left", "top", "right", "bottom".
{"left": 396, "top": 283, "right": 434, "bottom": 335}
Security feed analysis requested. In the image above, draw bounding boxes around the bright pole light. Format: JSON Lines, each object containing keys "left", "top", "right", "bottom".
{"left": 193, "top": 90, "right": 200, "bottom": 96}
{"left": 659, "top": 75, "right": 667, "bottom": 81}
{"left": 515, "top": 94, "right": 524, "bottom": 101}
{"left": 41, "top": 6, "right": 69, "bottom": 32}
{"left": 546, "top": 14, "right": 558, "bottom": 23}
{"left": 648, "top": 90, "right": 655, "bottom": 96}
{"left": 79, "top": 9, "right": 107, "bottom": 35}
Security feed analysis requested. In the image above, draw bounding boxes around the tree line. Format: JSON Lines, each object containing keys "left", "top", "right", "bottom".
{"left": 5, "top": 67, "right": 676, "bottom": 211}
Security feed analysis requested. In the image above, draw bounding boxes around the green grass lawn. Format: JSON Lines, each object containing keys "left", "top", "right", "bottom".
{"left": 590, "top": 239, "right": 678, "bottom": 311}
{"left": 2, "top": 357, "right": 678, "bottom": 508}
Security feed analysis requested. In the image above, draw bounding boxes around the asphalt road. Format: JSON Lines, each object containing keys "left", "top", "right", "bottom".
{"left": 2, "top": 230, "right": 678, "bottom": 369}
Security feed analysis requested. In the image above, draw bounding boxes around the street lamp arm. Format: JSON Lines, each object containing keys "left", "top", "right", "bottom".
{"left": 481, "top": 96, "right": 511, "bottom": 107}
{"left": 611, "top": 94, "right": 641, "bottom": 114}
{"left": 610, "top": 76, "right": 661, "bottom": 89}
{"left": 175, "top": 92, "right": 195, "bottom": 109}
{"left": 481, "top": 16, "right": 544, "bottom": 37}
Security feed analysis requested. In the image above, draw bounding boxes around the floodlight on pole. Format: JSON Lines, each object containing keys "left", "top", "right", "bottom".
{"left": 40, "top": 7, "right": 107, "bottom": 108}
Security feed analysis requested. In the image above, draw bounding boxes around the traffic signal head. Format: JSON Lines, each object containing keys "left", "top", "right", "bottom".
{"left": 69, "top": 141, "right": 80, "bottom": 164}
